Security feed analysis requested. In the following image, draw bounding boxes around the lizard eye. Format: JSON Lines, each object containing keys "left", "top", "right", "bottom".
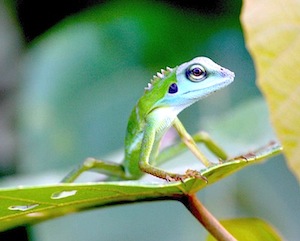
{"left": 186, "top": 64, "right": 207, "bottom": 82}
{"left": 168, "top": 83, "right": 178, "bottom": 94}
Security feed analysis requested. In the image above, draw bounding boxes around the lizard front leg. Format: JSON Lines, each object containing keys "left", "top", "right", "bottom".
{"left": 172, "top": 118, "right": 227, "bottom": 166}
{"left": 138, "top": 116, "right": 206, "bottom": 182}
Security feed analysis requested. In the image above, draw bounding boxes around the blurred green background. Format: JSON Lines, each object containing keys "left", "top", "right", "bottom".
{"left": 0, "top": 0, "right": 299, "bottom": 240}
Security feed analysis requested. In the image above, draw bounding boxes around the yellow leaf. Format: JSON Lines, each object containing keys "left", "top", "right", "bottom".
{"left": 241, "top": 0, "right": 300, "bottom": 181}
{"left": 207, "top": 218, "right": 283, "bottom": 241}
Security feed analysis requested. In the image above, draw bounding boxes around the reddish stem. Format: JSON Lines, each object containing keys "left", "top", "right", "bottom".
{"left": 181, "top": 194, "right": 237, "bottom": 241}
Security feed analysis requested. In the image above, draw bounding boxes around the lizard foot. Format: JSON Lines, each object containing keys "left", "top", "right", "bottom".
{"left": 234, "top": 152, "right": 256, "bottom": 162}
{"left": 166, "top": 174, "right": 185, "bottom": 183}
{"left": 184, "top": 169, "right": 208, "bottom": 183}
{"left": 165, "top": 170, "right": 208, "bottom": 183}
{"left": 218, "top": 158, "right": 227, "bottom": 164}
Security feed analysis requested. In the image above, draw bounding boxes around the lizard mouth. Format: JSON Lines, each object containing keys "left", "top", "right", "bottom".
{"left": 181, "top": 77, "right": 234, "bottom": 99}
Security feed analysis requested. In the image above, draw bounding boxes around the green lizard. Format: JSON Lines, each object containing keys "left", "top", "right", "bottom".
{"left": 62, "top": 57, "right": 235, "bottom": 183}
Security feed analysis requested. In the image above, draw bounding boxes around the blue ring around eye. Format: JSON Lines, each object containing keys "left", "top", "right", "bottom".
{"left": 168, "top": 83, "right": 178, "bottom": 94}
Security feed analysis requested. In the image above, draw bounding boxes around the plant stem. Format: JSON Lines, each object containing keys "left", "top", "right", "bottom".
{"left": 181, "top": 194, "right": 237, "bottom": 241}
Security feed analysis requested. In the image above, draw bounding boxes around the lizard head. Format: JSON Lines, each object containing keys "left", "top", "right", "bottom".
{"left": 147, "top": 57, "right": 235, "bottom": 112}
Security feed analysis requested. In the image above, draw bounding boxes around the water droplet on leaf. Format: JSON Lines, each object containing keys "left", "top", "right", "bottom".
{"left": 51, "top": 190, "right": 77, "bottom": 199}
{"left": 9, "top": 204, "right": 39, "bottom": 211}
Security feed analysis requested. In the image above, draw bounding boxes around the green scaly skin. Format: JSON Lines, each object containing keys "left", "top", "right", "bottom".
{"left": 62, "top": 57, "right": 235, "bottom": 183}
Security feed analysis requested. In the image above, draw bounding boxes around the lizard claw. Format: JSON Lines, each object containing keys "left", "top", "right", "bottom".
{"left": 218, "top": 158, "right": 226, "bottom": 164}
{"left": 234, "top": 152, "right": 256, "bottom": 162}
{"left": 166, "top": 174, "right": 185, "bottom": 183}
{"left": 165, "top": 170, "right": 208, "bottom": 183}
{"left": 184, "top": 169, "right": 208, "bottom": 183}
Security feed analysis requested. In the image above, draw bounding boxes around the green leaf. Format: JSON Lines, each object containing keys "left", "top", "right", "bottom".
{"left": 241, "top": 0, "right": 300, "bottom": 181}
{"left": 207, "top": 218, "right": 283, "bottom": 241}
{"left": 0, "top": 143, "right": 281, "bottom": 231}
